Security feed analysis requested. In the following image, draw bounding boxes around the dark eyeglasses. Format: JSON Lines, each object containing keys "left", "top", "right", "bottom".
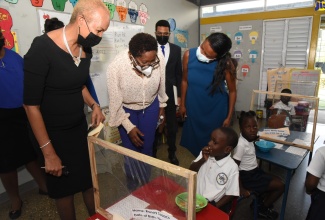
{"left": 130, "top": 55, "right": 160, "bottom": 71}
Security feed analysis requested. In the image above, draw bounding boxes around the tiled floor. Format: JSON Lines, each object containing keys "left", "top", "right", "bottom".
{"left": 0, "top": 116, "right": 324, "bottom": 219}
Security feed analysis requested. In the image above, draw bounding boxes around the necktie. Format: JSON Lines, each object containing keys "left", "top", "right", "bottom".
{"left": 161, "top": 45, "right": 165, "bottom": 56}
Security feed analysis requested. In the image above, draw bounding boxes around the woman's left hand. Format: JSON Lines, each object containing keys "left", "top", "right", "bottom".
{"left": 222, "top": 117, "right": 231, "bottom": 127}
{"left": 91, "top": 105, "right": 105, "bottom": 126}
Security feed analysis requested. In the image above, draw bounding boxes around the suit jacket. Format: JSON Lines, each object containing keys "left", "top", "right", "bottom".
{"left": 164, "top": 43, "right": 182, "bottom": 105}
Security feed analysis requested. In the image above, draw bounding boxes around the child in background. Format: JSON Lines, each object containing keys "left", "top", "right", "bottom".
{"left": 232, "top": 111, "right": 284, "bottom": 220}
{"left": 272, "top": 88, "right": 295, "bottom": 115}
{"left": 305, "top": 146, "right": 325, "bottom": 220}
{"left": 189, "top": 127, "right": 239, "bottom": 213}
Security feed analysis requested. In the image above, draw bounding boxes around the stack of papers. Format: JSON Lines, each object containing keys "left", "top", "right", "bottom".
{"left": 106, "top": 195, "right": 149, "bottom": 219}
{"left": 285, "top": 146, "right": 307, "bottom": 156}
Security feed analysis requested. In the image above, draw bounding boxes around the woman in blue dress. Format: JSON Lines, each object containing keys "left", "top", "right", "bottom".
{"left": 179, "top": 33, "right": 237, "bottom": 157}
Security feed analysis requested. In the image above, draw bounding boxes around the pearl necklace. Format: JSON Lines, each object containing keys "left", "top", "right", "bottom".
{"left": 63, "top": 26, "right": 82, "bottom": 67}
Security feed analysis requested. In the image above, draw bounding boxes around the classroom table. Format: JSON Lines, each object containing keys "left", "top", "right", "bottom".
{"left": 88, "top": 176, "right": 229, "bottom": 220}
{"left": 256, "top": 130, "right": 317, "bottom": 220}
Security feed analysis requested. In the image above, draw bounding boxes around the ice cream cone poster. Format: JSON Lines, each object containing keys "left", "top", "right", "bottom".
{"left": 233, "top": 50, "right": 242, "bottom": 61}
{"left": 241, "top": 64, "right": 250, "bottom": 77}
{"left": 139, "top": 3, "right": 149, "bottom": 25}
{"left": 52, "top": 0, "right": 67, "bottom": 11}
{"left": 128, "top": 1, "right": 138, "bottom": 24}
{"left": 30, "top": 0, "right": 44, "bottom": 7}
{"left": 249, "top": 31, "right": 258, "bottom": 45}
{"left": 116, "top": 0, "right": 127, "bottom": 22}
{"left": 249, "top": 50, "right": 258, "bottom": 63}
{"left": 0, "top": 8, "right": 14, "bottom": 50}
{"left": 103, "top": 0, "right": 116, "bottom": 20}
{"left": 69, "top": 0, "right": 78, "bottom": 7}
{"left": 234, "top": 32, "right": 243, "bottom": 45}
{"left": 5, "top": 0, "right": 19, "bottom": 4}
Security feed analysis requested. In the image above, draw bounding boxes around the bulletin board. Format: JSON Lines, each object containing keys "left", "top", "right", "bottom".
{"left": 37, "top": 8, "right": 144, "bottom": 108}
{"left": 267, "top": 68, "right": 321, "bottom": 94}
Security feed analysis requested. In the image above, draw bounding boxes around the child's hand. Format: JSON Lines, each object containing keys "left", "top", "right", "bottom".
{"left": 202, "top": 146, "right": 211, "bottom": 160}
{"left": 240, "top": 189, "right": 251, "bottom": 198}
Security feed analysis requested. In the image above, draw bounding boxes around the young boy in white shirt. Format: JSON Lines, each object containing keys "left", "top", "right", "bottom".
{"left": 305, "top": 146, "right": 325, "bottom": 220}
{"left": 189, "top": 127, "right": 239, "bottom": 213}
{"left": 272, "top": 88, "right": 295, "bottom": 115}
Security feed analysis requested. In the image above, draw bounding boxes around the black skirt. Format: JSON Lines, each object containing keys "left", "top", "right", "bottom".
{"left": 0, "top": 107, "right": 37, "bottom": 173}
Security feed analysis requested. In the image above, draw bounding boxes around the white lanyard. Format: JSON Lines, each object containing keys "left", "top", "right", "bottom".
{"left": 63, "top": 26, "right": 82, "bottom": 67}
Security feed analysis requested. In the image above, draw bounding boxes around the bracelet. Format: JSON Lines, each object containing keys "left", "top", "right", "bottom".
{"left": 40, "top": 140, "right": 51, "bottom": 149}
{"left": 91, "top": 103, "right": 100, "bottom": 110}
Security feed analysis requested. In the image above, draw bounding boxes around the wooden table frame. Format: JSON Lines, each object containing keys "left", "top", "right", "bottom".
{"left": 87, "top": 137, "right": 198, "bottom": 220}
{"left": 250, "top": 90, "right": 319, "bottom": 151}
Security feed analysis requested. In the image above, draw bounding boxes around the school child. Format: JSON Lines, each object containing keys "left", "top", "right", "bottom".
{"left": 189, "top": 127, "right": 239, "bottom": 213}
{"left": 232, "top": 111, "right": 284, "bottom": 220}
{"left": 305, "top": 146, "right": 325, "bottom": 220}
{"left": 271, "top": 88, "right": 295, "bottom": 115}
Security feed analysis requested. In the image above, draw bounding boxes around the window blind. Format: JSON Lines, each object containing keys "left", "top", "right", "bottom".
{"left": 259, "top": 16, "right": 312, "bottom": 106}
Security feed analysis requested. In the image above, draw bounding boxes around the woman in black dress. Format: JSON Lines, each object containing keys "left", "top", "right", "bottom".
{"left": 23, "top": 0, "right": 110, "bottom": 219}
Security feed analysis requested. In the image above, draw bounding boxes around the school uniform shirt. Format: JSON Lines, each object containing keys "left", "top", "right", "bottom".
{"left": 106, "top": 49, "right": 168, "bottom": 133}
{"left": 273, "top": 100, "right": 296, "bottom": 115}
{"left": 307, "top": 146, "right": 325, "bottom": 192}
{"left": 194, "top": 153, "right": 239, "bottom": 203}
{"left": 232, "top": 134, "right": 258, "bottom": 171}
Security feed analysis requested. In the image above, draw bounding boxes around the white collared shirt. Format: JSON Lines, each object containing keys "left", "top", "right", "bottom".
{"left": 194, "top": 153, "right": 239, "bottom": 202}
{"left": 307, "top": 146, "right": 325, "bottom": 192}
{"left": 273, "top": 100, "right": 296, "bottom": 115}
{"left": 157, "top": 42, "right": 170, "bottom": 66}
{"left": 233, "top": 134, "right": 258, "bottom": 171}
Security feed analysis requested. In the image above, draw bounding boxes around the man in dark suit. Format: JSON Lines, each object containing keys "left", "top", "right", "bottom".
{"left": 153, "top": 20, "right": 182, "bottom": 165}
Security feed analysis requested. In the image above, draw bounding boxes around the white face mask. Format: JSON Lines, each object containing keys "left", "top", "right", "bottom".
{"left": 136, "top": 65, "right": 153, "bottom": 77}
{"left": 196, "top": 46, "right": 215, "bottom": 63}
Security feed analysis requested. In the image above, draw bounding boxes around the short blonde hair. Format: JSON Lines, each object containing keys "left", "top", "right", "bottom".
{"left": 70, "top": 0, "right": 108, "bottom": 23}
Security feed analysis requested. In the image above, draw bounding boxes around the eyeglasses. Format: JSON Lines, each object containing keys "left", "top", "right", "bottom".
{"left": 130, "top": 55, "right": 160, "bottom": 71}
{"left": 155, "top": 32, "right": 170, "bottom": 37}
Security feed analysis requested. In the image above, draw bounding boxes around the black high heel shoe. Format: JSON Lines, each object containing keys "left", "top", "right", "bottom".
{"left": 9, "top": 200, "right": 23, "bottom": 219}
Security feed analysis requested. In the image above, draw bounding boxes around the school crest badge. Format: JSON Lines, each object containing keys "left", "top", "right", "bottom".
{"left": 216, "top": 173, "right": 228, "bottom": 185}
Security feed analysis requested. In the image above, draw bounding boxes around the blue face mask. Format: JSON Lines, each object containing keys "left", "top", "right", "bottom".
{"left": 196, "top": 46, "right": 215, "bottom": 63}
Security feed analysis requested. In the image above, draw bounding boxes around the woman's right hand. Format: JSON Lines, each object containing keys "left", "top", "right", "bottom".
{"left": 128, "top": 127, "right": 144, "bottom": 147}
{"left": 179, "top": 105, "right": 187, "bottom": 120}
{"left": 44, "top": 154, "right": 63, "bottom": 177}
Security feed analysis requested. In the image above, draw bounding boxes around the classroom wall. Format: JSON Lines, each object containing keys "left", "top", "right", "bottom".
{"left": 0, "top": 0, "right": 199, "bottom": 195}
{"left": 200, "top": 7, "right": 324, "bottom": 112}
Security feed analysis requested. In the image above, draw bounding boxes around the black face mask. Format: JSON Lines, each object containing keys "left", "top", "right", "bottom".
{"left": 77, "top": 17, "right": 102, "bottom": 48}
{"left": 156, "top": 35, "right": 169, "bottom": 45}
{"left": 77, "top": 31, "right": 102, "bottom": 48}
{"left": 0, "top": 38, "right": 4, "bottom": 50}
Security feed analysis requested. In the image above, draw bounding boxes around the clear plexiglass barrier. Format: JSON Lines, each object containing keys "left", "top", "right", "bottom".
{"left": 250, "top": 90, "right": 319, "bottom": 151}
{"left": 87, "top": 137, "right": 198, "bottom": 220}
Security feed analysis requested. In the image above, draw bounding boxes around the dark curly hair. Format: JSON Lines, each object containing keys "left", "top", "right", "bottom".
{"left": 155, "top": 20, "right": 170, "bottom": 31}
{"left": 44, "top": 17, "right": 64, "bottom": 33}
{"left": 239, "top": 111, "right": 257, "bottom": 128}
{"left": 129, "top": 33, "right": 158, "bottom": 57}
{"left": 206, "top": 33, "right": 236, "bottom": 95}
{"left": 218, "top": 127, "right": 239, "bottom": 149}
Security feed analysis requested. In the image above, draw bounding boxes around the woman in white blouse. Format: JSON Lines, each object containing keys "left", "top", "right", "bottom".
{"left": 106, "top": 33, "right": 168, "bottom": 189}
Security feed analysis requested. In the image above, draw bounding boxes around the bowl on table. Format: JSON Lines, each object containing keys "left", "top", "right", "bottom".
{"left": 255, "top": 140, "right": 276, "bottom": 153}
{"left": 175, "top": 192, "right": 208, "bottom": 212}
